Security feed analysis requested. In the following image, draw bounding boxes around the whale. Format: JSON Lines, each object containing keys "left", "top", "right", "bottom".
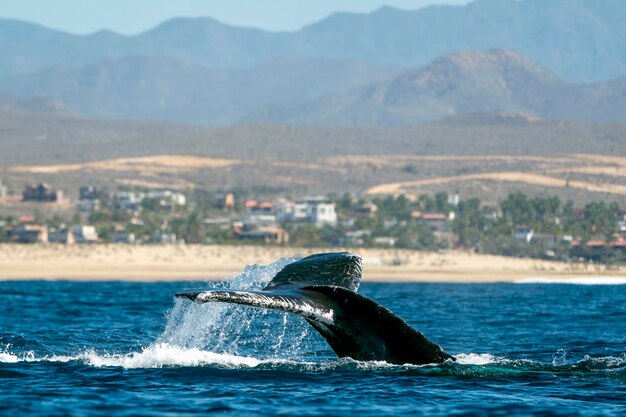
{"left": 176, "top": 252, "right": 453, "bottom": 365}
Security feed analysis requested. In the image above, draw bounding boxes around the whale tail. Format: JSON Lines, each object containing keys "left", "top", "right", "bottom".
{"left": 176, "top": 252, "right": 453, "bottom": 365}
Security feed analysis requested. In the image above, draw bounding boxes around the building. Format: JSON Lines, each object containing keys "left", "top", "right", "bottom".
{"left": 275, "top": 197, "right": 337, "bottom": 226}
{"left": 113, "top": 192, "right": 144, "bottom": 212}
{"left": 8, "top": 224, "right": 48, "bottom": 243}
{"left": 146, "top": 190, "right": 186, "bottom": 206}
{"left": 71, "top": 225, "right": 98, "bottom": 244}
{"left": 354, "top": 203, "right": 378, "bottom": 216}
{"left": 112, "top": 232, "right": 136, "bottom": 244}
{"left": 515, "top": 227, "right": 534, "bottom": 243}
{"left": 245, "top": 200, "right": 274, "bottom": 215}
{"left": 447, "top": 193, "right": 460, "bottom": 207}
{"left": 413, "top": 212, "right": 455, "bottom": 231}
{"left": 79, "top": 186, "right": 98, "bottom": 200}
{"left": 0, "top": 179, "right": 7, "bottom": 198}
{"left": 203, "top": 217, "right": 232, "bottom": 230}
{"left": 22, "top": 183, "right": 63, "bottom": 203}
{"left": 233, "top": 225, "right": 289, "bottom": 244}
{"left": 344, "top": 230, "right": 371, "bottom": 246}
{"left": 48, "top": 228, "right": 75, "bottom": 244}
{"left": 373, "top": 237, "right": 396, "bottom": 247}
{"left": 215, "top": 193, "right": 235, "bottom": 211}
{"left": 152, "top": 230, "right": 178, "bottom": 244}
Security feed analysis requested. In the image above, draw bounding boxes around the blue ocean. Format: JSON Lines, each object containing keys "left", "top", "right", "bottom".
{"left": 1, "top": 258, "right": 625, "bottom": 417}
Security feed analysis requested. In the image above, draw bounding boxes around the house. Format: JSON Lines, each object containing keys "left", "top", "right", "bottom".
{"left": 18, "top": 215, "right": 36, "bottom": 224}
{"left": 71, "top": 225, "right": 98, "bottom": 244}
{"left": 215, "top": 193, "right": 235, "bottom": 211}
{"left": 146, "top": 190, "right": 186, "bottom": 206}
{"left": 373, "top": 237, "right": 396, "bottom": 247}
{"left": 275, "top": 197, "right": 337, "bottom": 226}
{"left": 531, "top": 233, "right": 558, "bottom": 248}
{"left": 354, "top": 203, "right": 378, "bottom": 216}
{"left": 8, "top": 224, "right": 48, "bottom": 243}
{"left": 447, "top": 193, "right": 460, "bottom": 207}
{"left": 413, "top": 212, "right": 454, "bottom": 231}
{"left": 152, "top": 230, "right": 178, "bottom": 244}
{"left": 48, "top": 228, "right": 75, "bottom": 244}
{"left": 203, "top": 217, "right": 233, "bottom": 230}
{"left": 79, "top": 186, "right": 98, "bottom": 200}
{"left": 113, "top": 192, "right": 144, "bottom": 212}
{"left": 515, "top": 227, "right": 534, "bottom": 243}
{"left": 241, "top": 213, "right": 277, "bottom": 227}
{"left": 22, "top": 183, "right": 63, "bottom": 203}
{"left": 344, "top": 229, "right": 371, "bottom": 246}
{"left": 245, "top": 200, "right": 274, "bottom": 215}
{"left": 112, "top": 232, "right": 136, "bottom": 244}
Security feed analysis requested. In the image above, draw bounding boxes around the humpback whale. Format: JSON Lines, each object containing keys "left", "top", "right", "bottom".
{"left": 176, "top": 252, "right": 453, "bottom": 365}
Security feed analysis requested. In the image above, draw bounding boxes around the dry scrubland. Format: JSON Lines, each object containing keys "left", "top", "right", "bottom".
{"left": 2, "top": 120, "right": 626, "bottom": 204}
{"left": 4, "top": 152, "right": 626, "bottom": 206}
{"left": 0, "top": 244, "right": 624, "bottom": 282}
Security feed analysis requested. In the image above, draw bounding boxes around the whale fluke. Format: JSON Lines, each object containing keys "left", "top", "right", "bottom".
{"left": 176, "top": 252, "right": 453, "bottom": 365}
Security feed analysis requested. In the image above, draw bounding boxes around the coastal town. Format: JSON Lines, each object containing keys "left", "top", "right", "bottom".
{"left": 1, "top": 178, "right": 625, "bottom": 263}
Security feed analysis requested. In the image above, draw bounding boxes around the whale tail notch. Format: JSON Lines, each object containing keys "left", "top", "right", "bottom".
{"left": 175, "top": 252, "right": 453, "bottom": 365}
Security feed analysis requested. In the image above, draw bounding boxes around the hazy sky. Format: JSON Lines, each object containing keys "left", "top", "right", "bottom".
{"left": 0, "top": 0, "right": 472, "bottom": 34}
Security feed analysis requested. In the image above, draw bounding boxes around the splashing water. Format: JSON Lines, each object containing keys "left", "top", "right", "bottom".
{"left": 154, "top": 256, "right": 324, "bottom": 361}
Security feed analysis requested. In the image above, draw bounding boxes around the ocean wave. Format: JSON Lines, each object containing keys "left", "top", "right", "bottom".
{"left": 515, "top": 277, "right": 626, "bottom": 285}
{"left": 0, "top": 343, "right": 295, "bottom": 369}
{"left": 1, "top": 345, "right": 625, "bottom": 377}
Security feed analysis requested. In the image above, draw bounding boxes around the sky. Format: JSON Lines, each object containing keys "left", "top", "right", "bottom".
{"left": 0, "top": 0, "right": 472, "bottom": 34}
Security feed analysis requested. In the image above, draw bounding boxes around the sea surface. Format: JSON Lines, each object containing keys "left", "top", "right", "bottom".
{"left": 1, "top": 258, "right": 625, "bottom": 416}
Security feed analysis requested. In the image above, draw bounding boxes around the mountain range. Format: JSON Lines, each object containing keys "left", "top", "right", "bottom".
{"left": 1, "top": 0, "right": 626, "bottom": 126}
{"left": 247, "top": 49, "right": 626, "bottom": 126}
{"left": 1, "top": 0, "right": 626, "bottom": 82}
{"left": 0, "top": 57, "right": 396, "bottom": 124}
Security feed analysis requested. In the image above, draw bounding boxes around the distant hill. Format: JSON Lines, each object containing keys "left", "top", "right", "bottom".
{"left": 1, "top": 0, "right": 626, "bottom": 82}
{"left": 246, "top": 49, "right": 626, "bottom": 126}
{"left": 0, "top": 56, "right": 396, "bottom": 124}
{"left": 0, "top": 92, "right": 74, "bottom": 117}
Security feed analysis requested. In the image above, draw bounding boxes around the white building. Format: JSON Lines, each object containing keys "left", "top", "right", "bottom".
{"left": 0, "top": 179, "right": 7, "bottom": 198}
{"left": 72, "top": 225, "right": 99, "bottom": 244}
{"left": 152, "top": 230, "right": 179, "bottom": 244}
{"left": 447, "top": 193, "right": 460, "bottom": 207}
{"left": 275, "top": 197, "right": 337, "bottom": 226}
{"left": 514, "top": 227, "right": 534, "bottom": 243}
{"left": 146, "top": 190, "right": 186, "bottom": 206}
{"left": 113, "top": 192, "right": 144, "bottom": 211}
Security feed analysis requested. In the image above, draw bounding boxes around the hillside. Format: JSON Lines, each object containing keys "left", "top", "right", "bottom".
{"left": 0, "top": 57, "right": 396, "bottom": 124}
{"left": 1, "top": 0, "right": 626, "bottom": 82}
{"left": 0, "top": 92, "right": 74, "bottom": 117}
{"left": 247, "top": 49, "right": 626, "bottom": 125}
{"left": 2, "top": 108, "right": 626, "bottom": 205}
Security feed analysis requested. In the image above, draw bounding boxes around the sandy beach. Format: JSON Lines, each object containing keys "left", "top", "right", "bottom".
{"left": 0, "top": 243, "right": 624, "bottom": 282}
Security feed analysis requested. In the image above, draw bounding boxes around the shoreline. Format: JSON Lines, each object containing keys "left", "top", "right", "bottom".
{"left": 1, "top": 244, "right": 625, "bottom": 283}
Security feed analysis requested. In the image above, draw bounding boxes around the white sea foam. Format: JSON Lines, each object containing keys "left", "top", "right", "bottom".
{"left": 84, "top": 343, "right": 263, "bottom": 368}
{"left": 454, "top": 353, "right": 499, "bottom": 365}
{"left": 0, "top": 352, "right": 20, "bottom": 363}
{"left": 0, "top": 344, "right": 278, "bottom": 369}
{"left": 515, "top": 277, "right": 626, "bottom": 285}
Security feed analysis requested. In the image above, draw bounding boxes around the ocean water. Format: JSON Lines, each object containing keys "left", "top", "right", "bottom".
{"left": 1, "top": 259, "right": 625, "bottom": 417}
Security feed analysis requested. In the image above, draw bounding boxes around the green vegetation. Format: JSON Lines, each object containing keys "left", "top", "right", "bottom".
{"left": 2, "top": 188, "right": 625, "bottom": 264}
